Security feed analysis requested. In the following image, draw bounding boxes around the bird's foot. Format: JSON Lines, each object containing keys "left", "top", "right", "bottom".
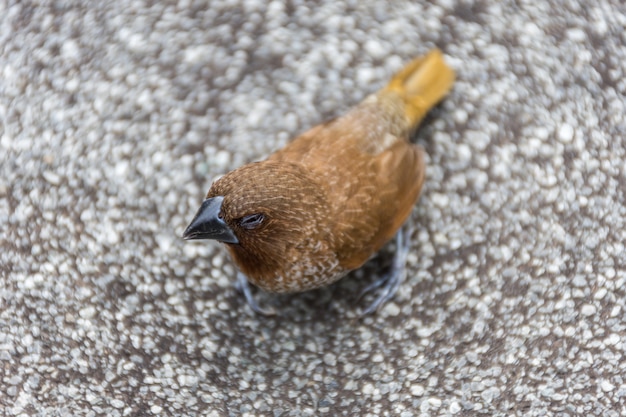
{"left": 357, "top": 226, "right": 411, "bottom": 315}
{"left": 235, "top": 272, "right": 277, "bottom": 316}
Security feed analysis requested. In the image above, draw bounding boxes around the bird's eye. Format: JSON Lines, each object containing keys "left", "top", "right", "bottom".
{"left": 239, "top": 213, "right": 265, "bottom": 230}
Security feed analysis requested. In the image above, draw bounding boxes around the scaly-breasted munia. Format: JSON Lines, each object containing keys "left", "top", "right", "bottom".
{"left": 183, "top": 49, "right": 455, "bottom": 315}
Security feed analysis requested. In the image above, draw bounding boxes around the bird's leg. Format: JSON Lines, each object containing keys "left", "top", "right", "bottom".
{"left": 235, "top": 272, "right": 277, "bottom": 316}
{"left": 358, "top": 225, "right": 412, "bottom": 315}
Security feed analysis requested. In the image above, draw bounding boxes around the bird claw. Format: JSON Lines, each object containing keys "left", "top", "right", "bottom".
{"left": 236, "top": 272, "right": 277, "bottom": 316}
{"left": 358, "top": 226, "right": 411, "bottom": 316}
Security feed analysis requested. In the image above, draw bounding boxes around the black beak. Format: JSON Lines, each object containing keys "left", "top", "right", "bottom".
{"left": 182, "top": 196, "right": 239, "bottom": 244}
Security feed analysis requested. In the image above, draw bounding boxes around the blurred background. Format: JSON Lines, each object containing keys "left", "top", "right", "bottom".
{"left": 1, "top": 0, "right": 625, "bottom": 415}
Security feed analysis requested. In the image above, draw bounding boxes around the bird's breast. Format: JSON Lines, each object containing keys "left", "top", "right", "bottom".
{"left": 244, "top": 249, "right": 348, "bottom": 293}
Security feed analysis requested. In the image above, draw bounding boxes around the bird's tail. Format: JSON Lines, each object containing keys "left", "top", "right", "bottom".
{"left": 383, "top": 49, "right": 455, "bottom": 132}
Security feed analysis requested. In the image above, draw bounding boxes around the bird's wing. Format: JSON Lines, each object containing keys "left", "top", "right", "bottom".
{"left": 269, "top": 119, "right": 425, "bottom": 271}
{"left": 333, "top": 140, "right": 425, "bottom": 270}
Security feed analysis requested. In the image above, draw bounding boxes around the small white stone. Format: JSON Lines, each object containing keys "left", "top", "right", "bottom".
{"left": 80, "top": 209, "right": 94, "bottom": 222}
{"left": 580, "top": 304, "right": 597, "bottom": 316}
{"left": 454, "top": 109, "right": 468, "bottom": 124}
{"left": 417, "top": 326, "right": 435, "bottom": 338}
{"left": 433, "top": 233, "right": 447, "bottom": 245}
{"left": 212, "top": 150, "right": 231, "bottom": 168}
{"left": 456, "top": 143, "right": 472, "bottom": 163}
{"left": 126, "top": 33, "right": 147, "bottom": 52}
{"left": 156, "top": 235, "right": 173, "bottom": 255}
{"left": 606, "top": 333, "right": 621, "bottom": 346}
{"left": 410, "top": 384, "right": 425, "bottom": 396}
{"left": 183, "top": 244, "right": 198, "bottom": 259}
{"left": 601, "top": 380, "right": 615, "bottom": 392}
{"left": 111, "top": 399, "right": 125, "bottom": 408}
{"left": 105, "top": 228, "right": 119, "bottom": 245}
{"left": 594, "top": 288, "right": 607, "bottom": 300}
{"left": 466, "top": 130, "right": 491, "bottom": 151}
{"left": 184, "top": 45, "right": 208, "bottom": 63}
{"left": 323, "top": 353, "right": 336, "bottom": 367}
{"left": 115, "top": 160, "right": 129, "bottom": 177}
{"left": 431, "top": 193, "right": 449, "bottom": 208}
{"left": 362, "top": 383, "right": 375, "bottom": 395}
{"left": 61, "top": 39, "right": 81, "bottom": 61}
{"left": 42, "top": 170, "right": 61, "bottom": 185}
{"left": 382, "top": 302, "right": 400, "bottom": 316}
{"left": 428, "top": 397, "right": 442, "bottom": 408}
{"left": 178, "top": 374, "right": 198, "bottom": 387}
{"left": 79, "top": 306, "right": 96, "bottom": 319}
{"left": 357, "top": 67, "right": 376, "bottom": 86}
{"left": 491, "top": 161, "right": 510, "bottom": 178}
{"left": 449, "top": 401, "right": 461, "bottom": 414}
{"left": 566, "top": 28, "right": 586, "bottom": 42}
{"left": 164, "top": 281, "right": 177, "bottom": 295}
{"left": 66, "top": 77, "right": 80, "bottom": 93}
{"left": 151, "top": 405, "right": 163, "bottom": 414}
{"left": 558, "top": 124, "right": 574, "bottom": 143}
{"left": 167, "top": 295, "right": 181, "bottom": 305}
{"left": 481, "top": 387, "right": 501, "bottom": 402}
{"left": 611, "top": 305, "right": 621, "bottom": 317}
{"left": 85, "top": 392, "right": 99, "bottom": 404}
{"left": 364, "top": 39, "right": 386, "bottom": 60}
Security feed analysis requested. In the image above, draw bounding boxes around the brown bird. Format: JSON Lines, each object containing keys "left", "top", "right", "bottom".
{"left": 183, "top": 49, "right": 455, "bottom": 315}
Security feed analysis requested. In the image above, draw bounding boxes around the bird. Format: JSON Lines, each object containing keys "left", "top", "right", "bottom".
{"left": 183, "top": 49, "right": 455, "bottom": 315}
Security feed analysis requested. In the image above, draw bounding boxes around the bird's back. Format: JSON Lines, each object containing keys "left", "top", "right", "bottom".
{"left": 268, "top": 97, "right": 424, "bottom": 271}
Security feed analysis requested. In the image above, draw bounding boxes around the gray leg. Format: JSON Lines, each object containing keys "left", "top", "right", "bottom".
{"left": 235, "top": 272, "right": 277, "bottom": 316}
{"left": 358, "top": 226, "right": 411, "bottom": 315}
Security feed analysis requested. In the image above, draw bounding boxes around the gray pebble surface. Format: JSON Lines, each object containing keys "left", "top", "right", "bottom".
{"left": 1, "top": 0, "right": 625, "bottom": 415}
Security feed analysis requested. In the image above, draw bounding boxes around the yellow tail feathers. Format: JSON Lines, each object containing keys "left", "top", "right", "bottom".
{"left": 384, "top": 49, "right": 455, "bottom": 130}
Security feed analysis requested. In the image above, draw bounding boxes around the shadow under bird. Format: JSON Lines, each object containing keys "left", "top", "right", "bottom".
{"left": 183, "top": 49, "right": 455, "bottom": 315}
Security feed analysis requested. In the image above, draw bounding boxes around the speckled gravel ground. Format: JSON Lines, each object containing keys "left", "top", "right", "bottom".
{"left": 2, "top": 0, "right": 626, "bottom": 416}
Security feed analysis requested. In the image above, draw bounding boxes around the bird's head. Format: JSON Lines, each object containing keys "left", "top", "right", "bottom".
{"left": 183, "top": 161, "right": 328, "bottom": 276}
